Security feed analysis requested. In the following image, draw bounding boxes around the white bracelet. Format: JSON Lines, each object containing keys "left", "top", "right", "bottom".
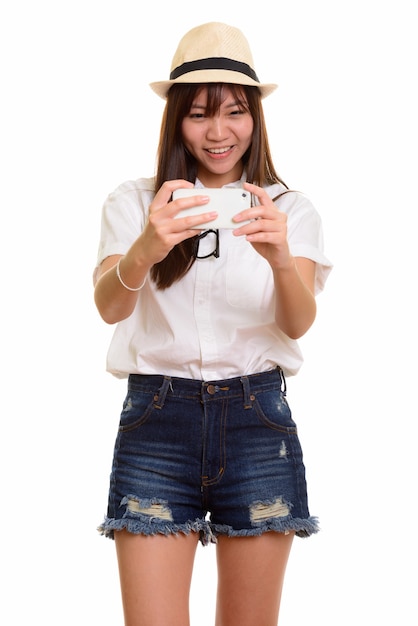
{"left": 116, "top": 258, "right": 145, "bottom": 292}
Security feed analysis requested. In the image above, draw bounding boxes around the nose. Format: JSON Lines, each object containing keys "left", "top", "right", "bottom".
{"left": 206, "top": 115, "right": 228, "bottom": 141}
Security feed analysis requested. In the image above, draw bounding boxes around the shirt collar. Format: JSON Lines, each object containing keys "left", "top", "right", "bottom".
{"left": 195, "top": 171, "right": 246, "bottom": 189}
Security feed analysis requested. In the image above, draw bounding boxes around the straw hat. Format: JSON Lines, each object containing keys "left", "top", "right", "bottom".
{"left": 150, "top": 22, "right": 277, "bottom": 99}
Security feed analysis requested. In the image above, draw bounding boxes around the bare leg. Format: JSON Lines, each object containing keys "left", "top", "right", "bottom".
{"left": 115, "top": 530, "right": 199, "bottom": 626}
{"left": 215, "top": 532, "right": 294, "bottom": 626}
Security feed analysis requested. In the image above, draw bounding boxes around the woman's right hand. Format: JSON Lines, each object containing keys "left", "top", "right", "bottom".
{"left": 138, "top": 180, "right": 216, "bottom": 266}
{"left": 93, "top": 180, "right": 217, "bottom": 324}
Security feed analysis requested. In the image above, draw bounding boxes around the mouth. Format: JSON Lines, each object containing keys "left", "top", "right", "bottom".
{"left": 206, "top": 146, "right": 233, "bottom": 156}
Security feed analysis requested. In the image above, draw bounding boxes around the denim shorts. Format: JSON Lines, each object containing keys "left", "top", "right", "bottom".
{"left": 98, "top": 367, "right": 318, "bottom": 544}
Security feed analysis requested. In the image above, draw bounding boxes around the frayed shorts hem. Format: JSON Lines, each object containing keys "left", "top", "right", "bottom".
{"left": 97, "top": 516, "right": 216, "bottom": 545}
{"left": 97, "top": 515, "right": 319, "bottom": 545}
{"left": 211, "top": 516, "right": 319, "bottom": 539}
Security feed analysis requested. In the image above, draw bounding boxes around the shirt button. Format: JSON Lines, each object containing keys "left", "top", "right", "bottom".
{"left": 207, "top": 384, "right": 216, "bottom": 395}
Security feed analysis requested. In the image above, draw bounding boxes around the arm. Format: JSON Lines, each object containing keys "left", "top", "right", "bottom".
{"left": 93, "top": 250, "right": 150, "bottom": 325}
{"left": 93, "top": 180, "right": 217, "bottom": 324}
{"left": 232, "top": 182, "right": 317, "bottom": 339}
{"left": 271, "top": 256, "right": 316, "bottom": 339}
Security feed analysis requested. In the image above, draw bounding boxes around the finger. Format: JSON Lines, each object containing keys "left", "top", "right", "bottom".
{"left": 232, "top": 205, "right": 285, "bottom": 229}
{"left": 173, "top": 210, "right": 219, "bottom": 230}
{"left": 233, "top": 211, "right": 288, "bottom": 237}
{"left": 169, "top": 193, "right": 211, "bottom": 216}
{"left": 169, "top": 193, "right": 220, "bottom": 228}
{"left": 148, "top": 201, "right": 218, "bottom": 233}
{"left": 152, "top": 179, "right": 195, "bottom": 210}
{"left": 242, "top": 182, "right": 287, "bottom": 218}
{"left": 243, "top": 181, "right": 272, "bottom": 206}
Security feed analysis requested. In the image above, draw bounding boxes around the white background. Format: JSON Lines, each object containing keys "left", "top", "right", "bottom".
{"left": 1, "top": 1, "right": 417, "bottom": 624}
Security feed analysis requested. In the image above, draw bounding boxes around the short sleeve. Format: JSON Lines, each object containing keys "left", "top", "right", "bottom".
{"left": 276, "top": 191, "right": 333, "bottom": 295}
{"left": 95, "top": 178, "right": 155, "bottom": 267}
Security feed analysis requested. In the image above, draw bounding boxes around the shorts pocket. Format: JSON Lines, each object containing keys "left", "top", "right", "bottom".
{"left": 253, "top": 390, "right": 298, "bottom": 434}
{"left": 118, "top": 390, "right": 157, "bottom": 433}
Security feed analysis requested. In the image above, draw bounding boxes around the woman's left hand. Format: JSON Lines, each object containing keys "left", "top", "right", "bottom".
{"left": 232, "top": 182, "right": 293, "bottom": 270}
{"left": 233, "top": 182, "right": 317, "bottom": 339}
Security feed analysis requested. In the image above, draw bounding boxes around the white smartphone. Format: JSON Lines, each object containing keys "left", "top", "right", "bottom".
{"left": 172, "top": 187, "right": 252, "bottom": 229}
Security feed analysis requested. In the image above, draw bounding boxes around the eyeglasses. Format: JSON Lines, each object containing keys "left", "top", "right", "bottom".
{"left": 193, "top": 229, "right": 220, "bottom": 259}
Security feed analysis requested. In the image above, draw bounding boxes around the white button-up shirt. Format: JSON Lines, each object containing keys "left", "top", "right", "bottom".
{"left": 96, "top": 176, "right": 332, "bottom": 379}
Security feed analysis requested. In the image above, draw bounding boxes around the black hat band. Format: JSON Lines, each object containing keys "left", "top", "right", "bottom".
{"left": 170, "top": 56, "right": 260, "bottom": 82}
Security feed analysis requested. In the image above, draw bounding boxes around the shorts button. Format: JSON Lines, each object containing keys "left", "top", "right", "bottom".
{"left": 207, "top": 384, "right": 216, "bottom": 395}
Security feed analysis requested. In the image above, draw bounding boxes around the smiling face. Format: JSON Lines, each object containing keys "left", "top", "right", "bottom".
{"left": 181, "top": 85, "right": 254, "bottom": 187}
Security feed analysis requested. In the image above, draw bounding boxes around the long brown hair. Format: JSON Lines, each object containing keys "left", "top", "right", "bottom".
{"left": 151, "top": 83, "right": 287, "bottom": 289}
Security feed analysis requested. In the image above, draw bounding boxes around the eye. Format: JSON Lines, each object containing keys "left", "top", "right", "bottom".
{"left": 229, "top": 108, "right": 245, "bottom": 116}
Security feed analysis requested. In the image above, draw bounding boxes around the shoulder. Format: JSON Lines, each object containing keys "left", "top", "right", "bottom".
{"left": 263, "top": 183, "right": 320, "bottom": 222}
{"left": 106, "top": 176, "right": 156, "bottom": 204}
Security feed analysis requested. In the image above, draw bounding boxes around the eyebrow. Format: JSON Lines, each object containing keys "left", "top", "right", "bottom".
{"left": 190, "top": 100, "right": 245, "bottom": 110}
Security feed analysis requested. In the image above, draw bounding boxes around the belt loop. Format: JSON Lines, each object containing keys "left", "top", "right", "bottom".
{"left": 279, "top": 367, "right": 287, "bottom": 396}
{"left": 240, "top": 376, "right": 253, "bottom": 409}
{"left": 153, "top": 376, "right": 172, "bottom": 409}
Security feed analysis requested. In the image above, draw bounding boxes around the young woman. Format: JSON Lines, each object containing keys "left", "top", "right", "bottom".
{"left": 94, "top": 22, "right": 332, "bottom": 626}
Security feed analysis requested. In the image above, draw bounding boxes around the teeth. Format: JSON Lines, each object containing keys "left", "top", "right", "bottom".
{"left": 207, "top": 147, "right": 231, "bottom": 154}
